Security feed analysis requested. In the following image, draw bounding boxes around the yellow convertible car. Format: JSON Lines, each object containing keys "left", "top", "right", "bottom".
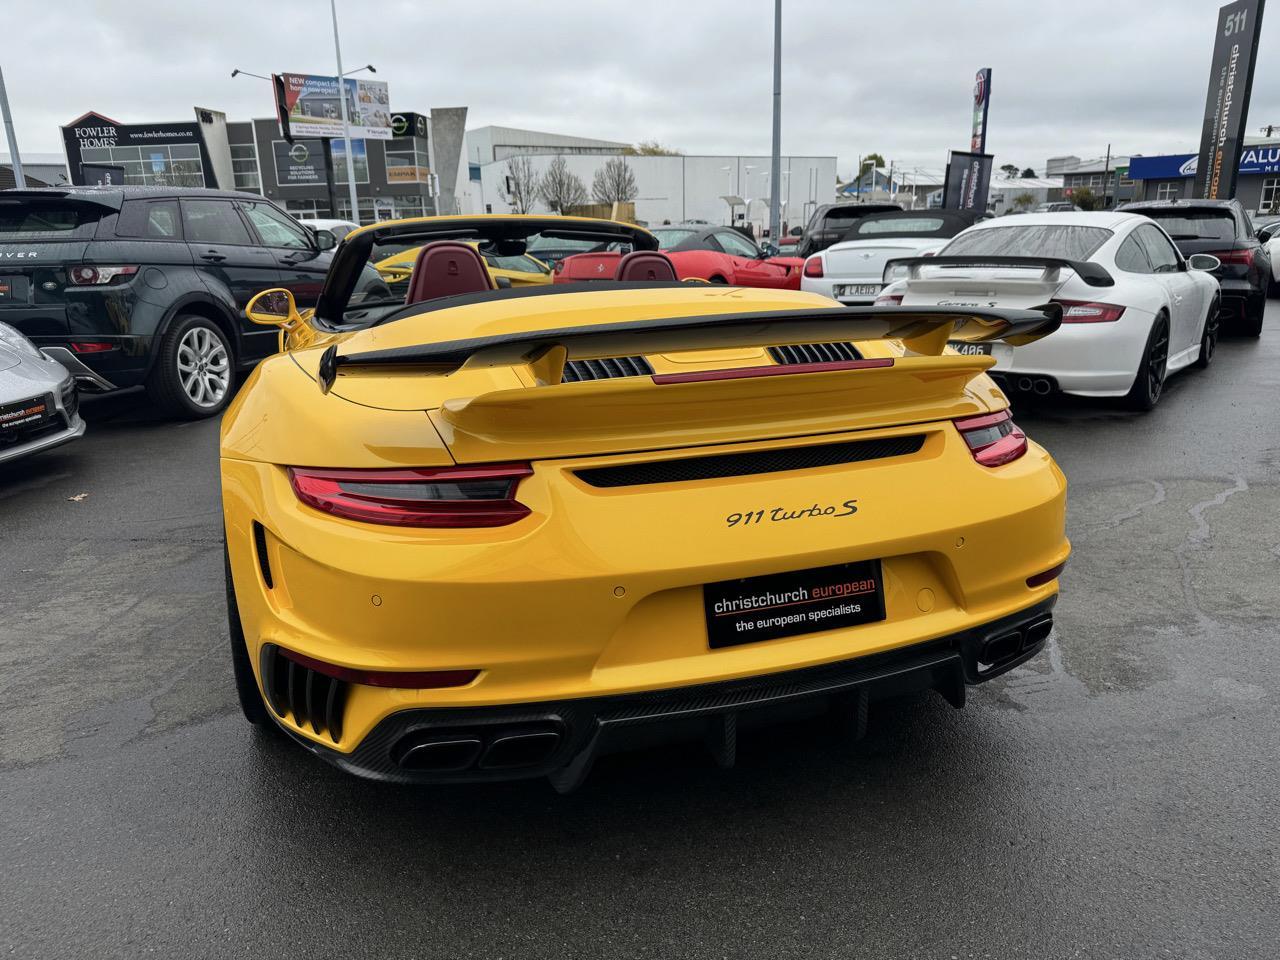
{"left": 222, "top": 214, "right": 1069, "bottom": 790}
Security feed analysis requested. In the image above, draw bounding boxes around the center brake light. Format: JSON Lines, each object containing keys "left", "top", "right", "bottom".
{"left": 288, "top": 463, "right": 533, "bottom": 528}
{"left": 953, "top": 409, "right": 1027, "bottom": 467}
{"left": 1053, "top": 299, "right": 1126, "bottom": 323}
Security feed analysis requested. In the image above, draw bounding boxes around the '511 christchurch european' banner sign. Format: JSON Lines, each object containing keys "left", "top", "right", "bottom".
{"left": 1197, "top": 0, "right": 1266, "bottom": 199}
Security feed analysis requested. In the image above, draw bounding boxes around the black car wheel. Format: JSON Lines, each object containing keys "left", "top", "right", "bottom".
{"left": 146, "top": 314, "right": 235, "bottom": 418}
{"left": 1194, "top": 297, "right": 1220, "bottom": 370}
{"left": 1125, "top": 313, "right": 1169, "bottom": 411}
{"left": 225, "top": 542, "right": 269, "bottom": 726}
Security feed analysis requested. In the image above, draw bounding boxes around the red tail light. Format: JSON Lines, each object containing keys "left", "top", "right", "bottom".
{"left": 953, "top": 409, "right": 1027, "bottom": 467}
{"left": 288, "top": 463, "right": 533, "bottom": 528}
{"left": 803, "top": 256, "right": 824, "bottom": 278}
{"left": 278, "top": 647, "right": 479, "bottom": 689}
{"left": 1210, "top": 248, "right": 1254, "bottom": 267}
{"left": 1053, "top": 299, "right": 1126, "bottom": 323}
{"left": 873, "top": 292, "right": 904, "bottom": 306}
{"left": 68, "top": 341, "right": 115, "bottom": 353}
{"left": 66, "top": 265, "right": 139, "bottom": 286}
{"left": 1026, "top": 561, "right": 1067, "bottom": 588}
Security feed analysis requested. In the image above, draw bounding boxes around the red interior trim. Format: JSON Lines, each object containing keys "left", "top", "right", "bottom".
{"left": 651, "top": 358, "right": 893, "bottom": 384}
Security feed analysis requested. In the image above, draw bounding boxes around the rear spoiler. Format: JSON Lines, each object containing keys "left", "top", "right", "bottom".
{"left": 0, "top": 188, "right": 124, "bottom": 210}
{"left": 315, "top": 304, "right": 1061, "bottom": 394}
{"left": 883, "top": 255, "right": 1114, "bottom": 287}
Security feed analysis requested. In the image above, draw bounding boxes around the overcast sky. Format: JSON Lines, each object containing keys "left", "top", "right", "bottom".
{"left": 6, "top": 0, "right": 1279, "bottom": 178}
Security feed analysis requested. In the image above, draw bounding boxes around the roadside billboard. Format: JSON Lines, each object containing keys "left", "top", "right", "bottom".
{"left": 943, "top": 151, "right": 993, "bottom": 213}
{"left": 1196, "top": 0, "right": 1266, "bottom": 199}
{"left": 970, "top": 68, "right": 992, "bottom": 153}
{"left": 274, "top": 73, "right": 392, "bottom": 141}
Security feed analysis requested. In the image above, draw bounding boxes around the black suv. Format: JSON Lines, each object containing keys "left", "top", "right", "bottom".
{"left": 1121, "top": 197, "right": 1271, "bottom": 337}
{"left": 0, "top": 187, "right": 361, "bottom": 417}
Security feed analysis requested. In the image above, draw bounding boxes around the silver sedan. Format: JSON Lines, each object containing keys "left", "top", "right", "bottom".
{"left": 0, "top": 322, "right": 84, "bottom": 466}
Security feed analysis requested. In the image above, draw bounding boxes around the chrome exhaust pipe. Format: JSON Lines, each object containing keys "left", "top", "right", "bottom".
{"left": 1033, "top": 378, "right": 1052, "bottom": 396}
{"left": 1016, "top": 376, "right": 1034, "bottom": 393}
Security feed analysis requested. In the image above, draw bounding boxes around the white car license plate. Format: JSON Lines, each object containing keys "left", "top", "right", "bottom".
{"left": 948, "top": 341, "right": 992, "bottom": 357}
{"left": 834, "top": 283, "right": 881, "bottom": 298}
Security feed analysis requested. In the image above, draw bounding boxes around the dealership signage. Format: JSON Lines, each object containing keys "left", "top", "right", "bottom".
{"left": 390, "top": 112, "right": 428, "bottom": 138}
{"left": 273, "top": 73, "right": 392, "bottom": 141}
{"left": 943, "top": 151, "right": 993, "bottom": 213}
{"left": 272, "top": 139, "right": 327, "bottom": 186}
{"left": 1129, "top": 145, "right": 1280, "bottom": 180}
{"left": 970, "top": 68, "right": 992, "bottom": 154}
{"left": 60, "top": 111, "right": 213, "bottom": 186}
{"left": 1196, "top": 0, "right": 1266, "bottom": 198}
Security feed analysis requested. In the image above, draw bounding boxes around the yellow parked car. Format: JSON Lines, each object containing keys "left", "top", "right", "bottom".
{"left": 222, "top": 214, "right": 1069, "bottom": 791}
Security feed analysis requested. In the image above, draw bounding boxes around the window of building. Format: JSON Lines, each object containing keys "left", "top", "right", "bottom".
{"left": 383, "top": 137, "right": 431, "bottom": 183}
{"left": 230, "top": 143, "right": 261, "bottom": 193}
{"left": 79, "top": 143, "right": 205, "bottom": 187}
{"left": 389, "top": 196, "right": 427, "bottom": 219}
{"left": 1089, "top": 174, "right": 1103, "bottom": 187}
{"left": 1155, "top": 182, "right": 1181, "bottom": 201}
{"left": 285, "top": 200, "right": 330, "bottom": 220}
{"left": 336, "top": 197, "right": 377, "bottom": 224}
{"left": 331, "top": 139, "right": 369, "bottom": 184}
{"left": 1260, "top": 177, "right": 1280, "bottom": 214}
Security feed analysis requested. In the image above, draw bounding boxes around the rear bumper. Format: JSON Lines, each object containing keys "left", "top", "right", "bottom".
{"left": 278, "top": 596, "right": 1057, "bottom": 788}
{"left": 33, "top": 336, "right": 151, "bottom": 391}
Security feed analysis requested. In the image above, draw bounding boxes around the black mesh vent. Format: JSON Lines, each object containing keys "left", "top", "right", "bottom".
{"left": 252, "top": 521, "right": 274, "bottom": 590}
{"left": 562, "top": 356, "right": 654, "bottom": 382}
{"left": 60, "top": 382, "right": 79, "bottom": 420}
{"left": 576, "top": 434, "right": 926, "bottom": 488}
{"left": 767, "top": 342, "right": 862, "bottom": 365}
{"left": 261, "top": 645, "right": 348, "bottom": 744}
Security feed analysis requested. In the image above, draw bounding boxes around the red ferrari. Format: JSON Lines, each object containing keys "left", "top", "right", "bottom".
{"left": 555, "top": 224, "right": 804, "bottom": 289}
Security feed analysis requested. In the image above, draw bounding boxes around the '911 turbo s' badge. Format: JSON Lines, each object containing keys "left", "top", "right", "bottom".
{"left": 726, "top": 500, "right": 858, "bottom": 527}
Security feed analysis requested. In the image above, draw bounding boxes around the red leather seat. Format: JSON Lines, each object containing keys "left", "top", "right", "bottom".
{"left": 614, "top": 250, "right": 677, "bottom": 282}
{"left": 405, "top": 241, "right": 495, "bottom": 304}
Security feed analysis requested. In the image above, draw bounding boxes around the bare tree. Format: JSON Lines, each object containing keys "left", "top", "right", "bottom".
{"left": 592, "top": 157, "right": 638, "bottom": 204}
{"left": 500, "top": 156, "right": 541, "bottom": 214}
{"left": 625, "top": 141, "right": 682, "bottom": 156}
{"left": 538, "top": 156, "right": 588, "bottom": 214}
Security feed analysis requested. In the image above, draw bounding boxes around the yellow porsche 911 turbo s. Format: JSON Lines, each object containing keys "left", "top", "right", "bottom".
{"left": 222, "top": 214, "right": 1069, "bottom": 791}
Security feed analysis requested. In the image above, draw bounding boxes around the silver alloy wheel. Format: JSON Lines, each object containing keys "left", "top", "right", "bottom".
{"left": 176, "top": 325, "right": 230, "bottom": 408}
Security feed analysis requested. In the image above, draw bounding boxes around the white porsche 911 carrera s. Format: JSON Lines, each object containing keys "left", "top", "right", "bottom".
{"left": 875, "top": 212, "right": 1223, "bottom": 410}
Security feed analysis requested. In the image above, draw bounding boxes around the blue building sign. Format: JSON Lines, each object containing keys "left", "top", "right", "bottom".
{"left": 1130, "top": 146, "right": 1280, "bottom": 180}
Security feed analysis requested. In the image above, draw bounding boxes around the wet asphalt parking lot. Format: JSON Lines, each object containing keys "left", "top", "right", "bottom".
{"left": 2, "top": 306, "right": 1278, "bottom": 960}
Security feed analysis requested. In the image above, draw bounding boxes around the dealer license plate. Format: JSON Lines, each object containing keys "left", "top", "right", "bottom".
{"left": 0, "top": 395, "right": 51, "bottom": 432}
{"left": 948, "top": 341, "right": 992, "bottom": 356}
{"left": 703, "top": 560, "right": 886, "bottom": 649}
{"left": 834, "top": 283, "right": 881, "bottom": 299}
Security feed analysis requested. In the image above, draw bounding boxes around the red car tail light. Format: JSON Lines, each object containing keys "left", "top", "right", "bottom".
{"left": 1026, "top": 560, "right": 1067, "bottom": 588}
{"left": 278, "top": 647, "right": 479, "bottom": 689}
{"left": 1210, "top": 248, "right": 1254, "bottom": 267}
{"left": 873, "top": 292, "right": 904, "bottom": 306}
{"left": 1053, "top": 299, "right": 1126, "bottom": 323}
{"left": 68, "top": 341, "right": 115, "bottom": 353}
{"left": 803, "top": 256, "right": 824, "bottom": 278}
{"left": 288, "top": 463, "right": 533, "bottom": 528}
{"left": 66, "top": 265, "right": 139, "bottom": 286}
{"left": 953, "top": 409, "right": 1027, "bottom": 467}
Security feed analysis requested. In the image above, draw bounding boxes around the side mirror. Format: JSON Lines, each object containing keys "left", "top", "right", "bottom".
{"left": 760, "top": 243, "right": 780, "bottom": 258}
{"left": 1258, "top": 228, "right": 1272, "bottom": 244}
{"left": 789, "top": 226, "right": 803, "bottom": 236}
{"left": 1187, "top": 253, "right": 1221, "bottom": 272}
{"left": 314, "top": 229, "right": 337, "bottom": 251}
{"left": 246, "top": 287, "right": 303, "bottom": 326}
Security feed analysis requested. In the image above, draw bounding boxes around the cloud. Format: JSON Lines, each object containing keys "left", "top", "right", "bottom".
{"left": 6, "top": 0, "right": 1275, "bottom": 179}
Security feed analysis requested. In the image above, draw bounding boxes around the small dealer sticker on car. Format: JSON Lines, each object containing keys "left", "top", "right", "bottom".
{"left": 703, "top": 560, "right": 886, "bottom": 648}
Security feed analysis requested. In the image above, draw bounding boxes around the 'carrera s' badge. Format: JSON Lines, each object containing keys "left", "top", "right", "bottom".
{"left": 726, "top": 500, "right": 858, "bottom": 527}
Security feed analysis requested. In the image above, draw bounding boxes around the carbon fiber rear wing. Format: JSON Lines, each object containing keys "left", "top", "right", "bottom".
{"left": 315, "top": 303, "right": 1061, "bottom": 393}
{"left": 882, "top": 255, "right": 1114, "bottom": 287}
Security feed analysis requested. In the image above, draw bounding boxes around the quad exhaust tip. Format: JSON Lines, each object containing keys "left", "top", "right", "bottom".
{"left": 393, "top": 725, "right": 564, "bottom": 773}
{"left": 976, "top": 614, "right": 1054, "bottom": 675}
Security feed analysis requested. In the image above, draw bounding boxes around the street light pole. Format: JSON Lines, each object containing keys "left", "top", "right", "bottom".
{"left": 0, "top": 64, "right": 26, "bottom": 189}
{"left": 768, "top": 0, "right": 782, "bottom": 242}
{"left": 329, "top": 0, "right": 361, "bottom": 223}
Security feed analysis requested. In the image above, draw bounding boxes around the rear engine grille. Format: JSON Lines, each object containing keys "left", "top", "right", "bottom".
{"left": 261, "top": 644, "right": 348, "bottom": 743}
{"left": 575, "top": 434, "right": 926, "bottom": 488}
{"left": 768, "top": 342, "right": 861, "bottom": 365}
{"left": 562, "top": 356, "right": 654, "bottom": 382}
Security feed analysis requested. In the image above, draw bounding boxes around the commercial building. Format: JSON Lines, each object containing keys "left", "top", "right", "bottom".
{"left": 1, "top": 153, "right": 70, "bottom": 188}
{"left": 1128, "top": 140, "right": 1280, "bottom": 213}
{"left": 58, "top": 107, "right": 470, "bottom": 223}
{"left": 464, "top": 146, "right": 838, "bottom": 234}
{"left": 465, "top": 126, "right": 630, "bottom": 166}
{"left": 1046, "top": 154, "right": 1137, "bottom": 206}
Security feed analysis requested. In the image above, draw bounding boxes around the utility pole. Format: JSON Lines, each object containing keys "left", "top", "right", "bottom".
{"left": 0, "top": 64, "right": 25, "bottom": 189}
{"left": 329, "top": 0, "right": 361, "bottom": 223}
{"left": 767, "top": 0, "right": 782, "bottom": 241}
{"left": 1102, "top": 143, "right": 1111, "bottom": 208}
